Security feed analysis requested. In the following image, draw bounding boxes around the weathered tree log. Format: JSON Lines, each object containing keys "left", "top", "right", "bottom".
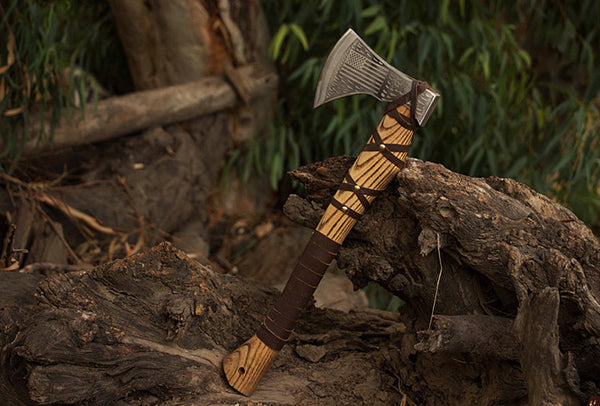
{"left": 24, "top": 63, "right": 277, "bottom": 154}
{"left": 513, "top": 287, "right": 582, "bottom": 405}
{"left": 0, "top": 242, "right": 409, "bottom": 405}
{"left": 285, "top": 156, "right": 600, "bottom": 404}
{"left": 4, "top": 155, "right": 599, "bottom": 404}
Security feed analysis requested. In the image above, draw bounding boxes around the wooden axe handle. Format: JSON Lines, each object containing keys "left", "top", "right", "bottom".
{"left": 223, "top": 105, "right": 415, "bottom": 396}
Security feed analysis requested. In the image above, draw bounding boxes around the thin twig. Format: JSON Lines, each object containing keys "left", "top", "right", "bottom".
{"left": 35, "top": 192, "right": 117, "bottom": 235}
{"left": 116, "top": 175, "right": 143, "bottom": 220}
{"left": 34, "top": 204, "right": 84, "bottom": 265}
{"left": 1, "top": 172, "right": 117, "bottom": 236}
{"left": 428, "top": 232, "right": 444, "bottom": 330}
{"left": 0, "top": 172, "right": 28, "bottom": 187}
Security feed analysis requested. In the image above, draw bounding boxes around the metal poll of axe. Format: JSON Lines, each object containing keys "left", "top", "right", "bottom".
{"left": 223, "top": 28, "right": 440, "bottom": 396}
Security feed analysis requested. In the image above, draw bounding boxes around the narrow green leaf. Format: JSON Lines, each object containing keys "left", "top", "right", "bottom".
{"left": 417, "top": 34, "right": 432, "bottom": 72}
{"left": 440, "top": 0, "right": 450, "bottom": 23}
{"left": 479, "top": 50, "right": 490, "bottom": 80}
{"left": 441, "top": 32, "right": 454, "bottom": 59}
{"left": 386, "top": 29, "right": 398, "bottom": 61}
{"left": 517, "top": 49, "right": 531, "bottom": 68}
{"left": 361, "top": 5, "right": 380, "bottom": 18}
{"left": 506, "top": 156, "right": 528, "bottom": 178}
{"left": 289, "top": 23, "right": 309, "bottom": 51}
{"left": 270, "top": 154, "right": 283, "bottom": 189}
{"left": 364, "top": 15, "right": 386, "bottom": 36}
{"left": 268, "top": 24, "right": 289, "bottom": 61}
{"left": 458, "top": 46, "right": 475, "bottom": 66}
{"left": 469, "top": 148, "right": 485, "bottom": 176}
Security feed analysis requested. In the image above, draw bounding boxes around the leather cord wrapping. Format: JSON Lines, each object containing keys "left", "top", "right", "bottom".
{"left": 338, "top": 173, "right": 381, "bottom": 210}
{"left": 330, "top": 173, "right": 385, "bottom": 221}
{"left": 329, "top": 80, "right": 429, "bottom": 221}
{"left": 362, "top": 79, "right": 429, "bottom": 169}
{"left": 257, "top": 231, "right": 340, "bottom": 350}
{"left": 330, "top": 198, "right": 362, "bottom": 220}
{"left": 384, "top": 79, "right": 429, "bottom": 131}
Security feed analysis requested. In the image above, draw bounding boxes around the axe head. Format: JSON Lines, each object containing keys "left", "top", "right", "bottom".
{"left": 314, "top": 29, "right": 440, "bottom": 127}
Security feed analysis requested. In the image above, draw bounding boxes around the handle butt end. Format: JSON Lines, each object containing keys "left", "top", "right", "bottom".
{"left": 222, "top": 334, "right": 279, "bottom": 396}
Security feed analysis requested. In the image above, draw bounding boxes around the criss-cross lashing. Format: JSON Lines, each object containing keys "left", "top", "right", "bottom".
{"left": 361, "top": 79, "right": 428, "bottom": 170}
{"left": 331, "top": 173, "right": 385, "bottom": 221}
{"left": 337, "top": 172, "right": 382, "bottom": 209}
{"left": 330, "top": 80, "right": 428, "bottom": 221}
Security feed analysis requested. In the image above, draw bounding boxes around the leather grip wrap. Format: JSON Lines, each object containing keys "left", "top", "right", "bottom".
{"left": 256, "top": 231, "right": 340, "bottom": 350}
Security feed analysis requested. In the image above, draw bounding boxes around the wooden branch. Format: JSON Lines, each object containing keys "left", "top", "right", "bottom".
{"left": 513, "top": 287, "right": 582, "bottom": 405}
{"left": 23, "top": 63, "right": 277, "bottom": 154}
{"left": 415, "top": 315, "right": 518, "bottom": 360}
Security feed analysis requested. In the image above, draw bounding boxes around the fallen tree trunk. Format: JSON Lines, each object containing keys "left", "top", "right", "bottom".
{"left": 24, "top": 63, "right": 277, "bottom": 154}
{"left": 284, "top": 156, "right": 599, "bottom": 404}
{"left": 0, "top": 242, "right": 409, "bottom": 405}
{"left": 3, "top": 157, "right": 599, "bottom": 404}
{"left": 107, "top": 0, "right": 275, "bottom": 145}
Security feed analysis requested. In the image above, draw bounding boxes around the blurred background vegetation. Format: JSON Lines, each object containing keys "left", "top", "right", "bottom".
{"left": 1, "top": 0, "right": 599, "bottom": 226}
{"left": 0, "top": 1, "right": 130, "bottom": 158}
{"left": 252, "top": 0, "right": 600, "bottom": 225}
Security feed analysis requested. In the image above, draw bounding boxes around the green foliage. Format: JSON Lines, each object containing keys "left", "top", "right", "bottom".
{"left": 0, "top": 0, "right": 127, "bottom": 162}
{"left": 247, "top": 0, "right": 600, "bottom": 224}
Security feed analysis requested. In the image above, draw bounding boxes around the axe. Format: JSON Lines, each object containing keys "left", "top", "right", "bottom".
{"left": 223, "top": 28, "right": 440, "bottom": 396}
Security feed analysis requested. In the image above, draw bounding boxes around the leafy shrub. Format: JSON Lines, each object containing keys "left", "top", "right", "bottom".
{"left": 2, "top": 1, "right": 599, "bottom": 225}
{"left": 245, "top": 0, "right": 600, "bottom": 224}
{"left": 0, "top": 1, "right": 127, "bottom": 161}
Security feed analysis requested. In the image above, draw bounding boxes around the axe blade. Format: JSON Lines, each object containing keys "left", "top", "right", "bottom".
{"left": 314, "top": 28, "right": 439, "bottom": 127}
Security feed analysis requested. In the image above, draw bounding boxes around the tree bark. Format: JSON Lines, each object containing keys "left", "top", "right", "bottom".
{"left": 4, "top": 155, "right": 599, "bottom": 404}
{"left": 108, "top": 0, "right": 270, "bottom": 89}
{"left": 108, "top": 0, "right": 274, "bottom": 144}
{"left": 415, "top": 314, "right": 518, "bottom": 360}
{"left": 513, "top": 287, "right": 582, "bottom": 405}
{"left": 0, "top": 242, "right": 409, "bottom": 405}
{"left": 284, "top": 156, "right": 600, "bottom": 404}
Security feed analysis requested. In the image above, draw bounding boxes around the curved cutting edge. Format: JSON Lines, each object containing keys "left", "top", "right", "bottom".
{"left": 313, "top": 28, "right": 440, "bottom": 127}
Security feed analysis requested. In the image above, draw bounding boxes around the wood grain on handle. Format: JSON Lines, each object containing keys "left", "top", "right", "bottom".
{"left": 222, "top": 334, "right": 278, "bottom": 396}
{"left": 317, "top": 105, "right": 414, "bottom": 243}
{"left": 223, "top": 105, "right": 415, "bottom": 396}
